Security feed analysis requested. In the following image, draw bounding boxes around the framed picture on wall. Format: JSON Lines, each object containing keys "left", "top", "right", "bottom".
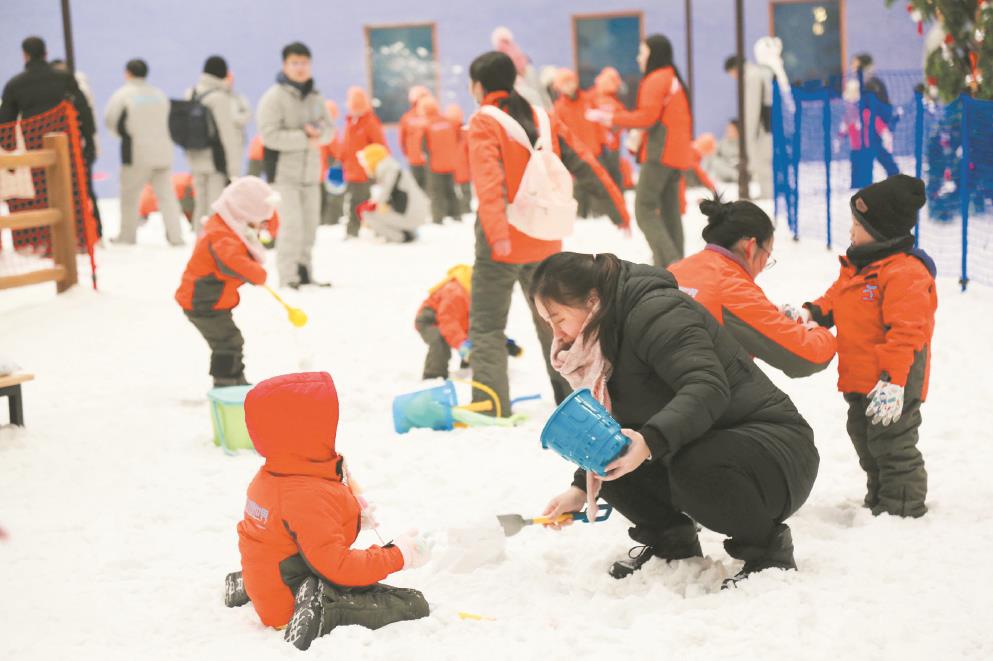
{"left": 770, "top": 0, "right": 846, "bottom": 89}
{"left": 573, "top": 12, "right": 644, "bottom": 109}
{"left": 365, "top": 23, "right": 438, "bottom": 124}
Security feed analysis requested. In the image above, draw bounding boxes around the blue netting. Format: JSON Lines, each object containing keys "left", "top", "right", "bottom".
{"left": 773, "top": 70, "right": 993, "bottom": 289}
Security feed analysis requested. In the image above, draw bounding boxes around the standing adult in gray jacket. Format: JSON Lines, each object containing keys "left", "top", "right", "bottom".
{"left": 256, "top": 42, "right": 332, "bottom": 288}
{"left": 104, "top": 59, "right": 184, "bottom": 246}
{"left": 185, "top": 56, "right": 247, "bottom": 231}
{"left": 724, "top": 56, "right": 773, "bottom": 199}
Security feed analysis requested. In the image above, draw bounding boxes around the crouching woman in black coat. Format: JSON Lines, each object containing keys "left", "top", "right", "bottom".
{"left": 532, "top": 252, "right": 819, "bottom": 587}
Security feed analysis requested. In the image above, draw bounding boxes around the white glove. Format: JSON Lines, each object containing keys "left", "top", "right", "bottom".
{"left": 779, "top": 304, "right": 811, "bottom": 324}
{"left": 393, "top": 530, "right": 431, "bottom": 569}
{"left": 866, "top": 380, "right": 904, "bottom": 426}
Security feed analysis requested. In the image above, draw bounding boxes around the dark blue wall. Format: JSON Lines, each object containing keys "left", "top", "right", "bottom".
{"left": 0, "top": 0, "right": 923, "bottom": 196}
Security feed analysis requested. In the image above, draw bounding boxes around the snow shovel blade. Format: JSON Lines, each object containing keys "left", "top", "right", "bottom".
{"left": 496, "top": 514, "right": 529, "bottom": 537}
{"left": 496, "top": 512, "right": 575, "bottom": 537}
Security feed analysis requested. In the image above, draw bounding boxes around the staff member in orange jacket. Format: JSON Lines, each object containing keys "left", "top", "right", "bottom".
{"left": 398, "top": 86, "right": 430, "bottom": 190}
{"left": 419, "top": 95, "right": 460, "bottom": 223}
{"left": 669, "top": 197, "right": 837, "bottom": 378}
{"left": 235, "top": 372, "right": 430, "bottom": 650}
{"left": 592, "top": 67, "right": 626, "bottom": 192}
{"left": 466, "top": 51, "right": 629, "bottom": 414}
{"left": 593, "top": 34, "right": 692, "bottom": 267}
{"left": 175, "top": 177, "right": 272, "bottom": 387}
{"left": 341, "top": 87, "right": 387, "bottom": 238}
{"left": 445, "top": 103, "right": 473, "bottom": 216}
{"left": 553, "top": 68, "right": 603, "bottom": 218}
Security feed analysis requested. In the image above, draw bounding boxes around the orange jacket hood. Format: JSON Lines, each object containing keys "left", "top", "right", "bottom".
{"left": 245, "top": 372, "right": 341, "bottom": 476}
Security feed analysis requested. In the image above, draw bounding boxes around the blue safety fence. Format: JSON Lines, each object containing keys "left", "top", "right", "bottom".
{"left": 773, "top": 70, "right": 993, "bottom": 290}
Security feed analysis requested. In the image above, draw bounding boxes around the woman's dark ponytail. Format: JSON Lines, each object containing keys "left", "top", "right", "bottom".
{"left": 699, "top": 194, "right": 774, "bottom": 248}
{"left": 469, "top": 51, "right": 538, "bottom": 145}
{"left": 528, "top": 252, "right": 623, "bottom": 361}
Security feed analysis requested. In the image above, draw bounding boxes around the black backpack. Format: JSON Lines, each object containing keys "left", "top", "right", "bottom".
{"left": 169, "top": 90, "right": 217, "bottom": 151}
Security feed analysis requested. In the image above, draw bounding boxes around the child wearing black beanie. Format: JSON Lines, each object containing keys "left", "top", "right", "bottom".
{"left": 800, "top": 174, "right": 937, "bottom": 518}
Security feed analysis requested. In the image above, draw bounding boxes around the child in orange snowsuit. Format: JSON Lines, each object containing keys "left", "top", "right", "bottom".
{"left": 415, "top": 265, "right": 523, "bottom": 380}
{"left": 175, "top": 177, "right": 273, "bottom": 387}
{"left": 415, "top": 265, "right": 473, "bottom": 380}
{"left": 230, "top": 372, "right": 430, "bottom": 650}
{"left": 801, "top": 175, "right": 937, "bottom": 518}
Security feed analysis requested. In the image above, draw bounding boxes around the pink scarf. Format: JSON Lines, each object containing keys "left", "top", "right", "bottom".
{"left": 549, "top": 306, "right": 613, "bottom": 516}
{"left": 550, "top": 307, "right": 613, "bottom": 412}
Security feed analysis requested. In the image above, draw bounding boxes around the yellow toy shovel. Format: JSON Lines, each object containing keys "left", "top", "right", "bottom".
{"left": 264, "top": 286, "right": 308, "bottom": 328}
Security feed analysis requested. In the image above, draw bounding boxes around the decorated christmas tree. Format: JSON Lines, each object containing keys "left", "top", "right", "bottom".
{"left": 892, "top": 0, "right": 993, "bottom": 101}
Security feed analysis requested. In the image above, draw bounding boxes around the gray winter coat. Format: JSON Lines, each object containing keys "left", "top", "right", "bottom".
{"left": 256, "top": 77, "right": 331, "bottom": 186}
{"left": 104, "top": 79, "right": 173, "bottom": 168}
{"left": 184, "top": 74, "right": 246, "bottom": 180}
{"left": 371, "top": 156, "right": 429, "bottom": 227}
{"left": 586, "top": 261, "right": 819, "bottom": 510}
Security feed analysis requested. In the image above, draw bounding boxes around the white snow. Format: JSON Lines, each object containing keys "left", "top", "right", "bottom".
{"left": 2, "top": 193, "right": 992, "bottom": 660}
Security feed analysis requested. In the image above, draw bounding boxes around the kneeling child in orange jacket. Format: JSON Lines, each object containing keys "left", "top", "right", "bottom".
{"left": 231, "top": 372, "right": 431, "bottom": 650}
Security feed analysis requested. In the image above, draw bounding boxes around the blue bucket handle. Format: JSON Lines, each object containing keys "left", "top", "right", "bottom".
{"left": 575, "top": 502, "right": 613, "bottom": 523}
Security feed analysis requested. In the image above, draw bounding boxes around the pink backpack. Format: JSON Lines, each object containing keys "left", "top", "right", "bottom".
{"left": 479, "top": 104, "right": 577, "bottom": 241}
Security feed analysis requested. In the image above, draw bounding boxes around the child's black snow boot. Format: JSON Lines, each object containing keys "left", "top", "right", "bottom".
{"left": 721, "top": 523, "right": 797, "bottom": 589}
{"left": 284, "top": 576, "right": 324, "bottom": 651}
{"left": 223, "top": 571, "right": 250, "bottom": 607}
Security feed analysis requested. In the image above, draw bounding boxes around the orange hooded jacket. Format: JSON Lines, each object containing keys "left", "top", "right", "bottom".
{"left": 668, "top": 245, "right": 837, "bottom": 378}
{"left": 612, "top": 67, "right": 692, "bottom": 170}
{"left": 175, "top": 214, "right": 266, "bottom": 312}
{"left": 805, "top": 249, "right": 937, "bottom": 398}
{"left": 468, "top": 91, "right": 629, "bottom": 265}
{"left": 237, "top": 372, "right": 404, "bottom": 629}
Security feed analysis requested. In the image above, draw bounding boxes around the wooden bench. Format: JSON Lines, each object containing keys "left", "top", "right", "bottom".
{"left": 0, "top": 373, "right": 34, "bottom": 426}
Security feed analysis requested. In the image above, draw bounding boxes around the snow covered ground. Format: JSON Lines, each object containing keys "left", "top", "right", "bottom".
{"left": 2, "top": 193, "right": 992, "bottom": 660}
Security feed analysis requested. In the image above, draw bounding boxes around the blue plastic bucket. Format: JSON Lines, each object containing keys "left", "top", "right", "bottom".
{"left": 540, "top": 388, "right": 629, "bottom": 476}
{"left": 392, "top": 381, "right": 458, "bottom": 434}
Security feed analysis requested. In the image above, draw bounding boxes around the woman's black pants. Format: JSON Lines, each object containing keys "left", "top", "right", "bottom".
{"left": 597, "top": 429, "right": 811, "bottom": 546}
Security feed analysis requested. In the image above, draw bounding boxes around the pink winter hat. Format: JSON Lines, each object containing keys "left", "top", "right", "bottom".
{"left": 212, "top": 176, "right": 280, "bottom": 226}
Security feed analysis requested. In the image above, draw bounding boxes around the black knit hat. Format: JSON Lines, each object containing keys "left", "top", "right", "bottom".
{"left": 203, "top": 55, "right": 228, "bottom": 79}
{"left": 850, "top": 174, "right": 926, "bottom": 240}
